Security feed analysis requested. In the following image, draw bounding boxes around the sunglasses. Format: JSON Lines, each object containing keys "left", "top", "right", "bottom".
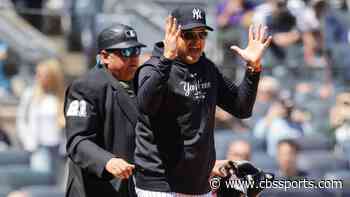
{"left": 181, "top": 31, "right": 208, "bottom": 40}
{"left": 107, "top": 47, "right": 141, "bottom": 58}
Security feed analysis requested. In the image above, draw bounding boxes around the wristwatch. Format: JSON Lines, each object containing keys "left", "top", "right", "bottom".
{"left": 247, "top": 63, "right": 262, "bottom": 73}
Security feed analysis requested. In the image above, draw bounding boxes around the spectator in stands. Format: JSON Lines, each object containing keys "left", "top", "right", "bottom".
{"left": 254, "top": 97, "right": 312, "bottom": 156}
{"left": 324, "top": 0, "right": 350, "bottom": 46}
{"left": 0, "top": 117, "right": 11, "bottom": 150}
{"left": 334, "top": 120, "right": 350, "bottom": 145}
{"left": 300, "top": 0, "right": 328, "bottom": 67}
{"left": 276, "top": 139, "right": 308, "bottom": 179}
{"left": 330, "top": 92, "right": 350, "bottom": 144}
{"left": 226, "top": 139, "right": 252, "bottom": 161}
{"left": 12, "top": 0, "right": 45, "bottom": 31}
{"left": 16, "top": 59, "right": 65, "bottom": 171}
{"left": 260, "top": 0, "right": 301, "bottom": 63}
{"left": 252, "top": 0, "right": 274, "bottom": 25}
{"left": 0, "top": 41, "right": 11, "bottom": 96}
{"left": 246, "top": 76, "right": 280, "bottom": 128}
{"left": 324, "top": 0, "right": 350, "bottom": 82}
{"left": 217, "top": 76, "right": 281, "bottom": 132}
{"left": 294, "top": 82, "right": 334, "bottom": 134}
{"left": 330, "top": 92, "right": 350, "bottom": 128}
{"left": 139, "top": 52, "right": 152, "bottom": 65}
{"left": 216, "top": 0, "right": 255, "bottom": 81}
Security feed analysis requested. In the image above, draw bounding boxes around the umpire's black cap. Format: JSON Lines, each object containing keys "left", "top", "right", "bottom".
{"left": 171, "top": 7, "right": 213, "bottom": 31}
{"left": 97, "top": 24, "right": 146, "bottom": 51}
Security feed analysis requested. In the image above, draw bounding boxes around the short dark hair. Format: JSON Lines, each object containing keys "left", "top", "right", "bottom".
{"left": 277, "top": 138, "right": 299, "bottom": 152}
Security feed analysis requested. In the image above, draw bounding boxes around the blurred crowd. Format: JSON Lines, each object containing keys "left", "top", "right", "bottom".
{"left": 0, "top": 0, "right": 350, "bottom": 197}
{"left": 214, "top": 0, "right": 350, "bottom": 196}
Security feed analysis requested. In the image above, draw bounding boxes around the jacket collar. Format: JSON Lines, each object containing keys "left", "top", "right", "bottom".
{"left": 99, "top": 64, "right": 138, "bottom": 125}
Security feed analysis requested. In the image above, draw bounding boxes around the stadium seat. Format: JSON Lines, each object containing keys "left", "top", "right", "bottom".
{"left": 325, "top": 170, "right": 350, "bottom": 197}
{"left": 261, "top": 187, "right": 335, "bottom": 197}
{"left": 297, "top": 150, "right": 348, "bottom": 177}
{"left": 0, "top": 185, "right": 12, "bottom": 197}
{"left": 326, "top": 184, "right": 350, "bottom": 197}
{"left": 250, "top": 137, "right": 266, "bottom": 153}
{"left": 295, "top": 134, "right": 333, "bottom": 151}
{"left": 341, "top": 187, "right": 350, "bottom": 197}
{"left": 331, "top": 44, "right": 350, "bottom": 81}
{"left": 0, "top": 149, "right": 31, "bottom": 166}
{"left": 214, "top": 129, "right": 237, "bottom": 160}
{"left": 260, "top": 189, "right": 283, "bottom": 197}
{"left": 338, "top": 141, "right": 350, "bottom": 160}
{"left": 0, "top": 166, "right": 54, "bottom": 190}
{"left": 325, "top": 170, "right": 350, "bottom": 181}
{"left": 251, "top": 152, "right": 278, "bottom": 173}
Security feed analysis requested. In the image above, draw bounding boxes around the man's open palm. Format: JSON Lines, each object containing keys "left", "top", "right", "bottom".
{"left": 231, "top": 24, "right": 272, "bottom": 68}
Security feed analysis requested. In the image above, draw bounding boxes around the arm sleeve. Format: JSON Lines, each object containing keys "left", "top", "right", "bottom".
{"left": 217, "top": 69, "right": 260, "bottom": 119}
{"left": 136, "top": 58, "right": 172, "bottom": 116}
{"left": 65, "top": 82, "right": 115, "bottom": 179}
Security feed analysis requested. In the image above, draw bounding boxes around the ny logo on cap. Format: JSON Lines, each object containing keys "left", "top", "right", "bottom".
{"left": 192, "top": 8, "right": 202, "bottom": 20}
{"left": 125, "top": 30, "right": 136, "bottom": 38}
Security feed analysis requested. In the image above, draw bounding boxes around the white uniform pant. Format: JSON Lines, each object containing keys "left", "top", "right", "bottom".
{"left": 135, "top": 187, "right": 212, "bottom": 197}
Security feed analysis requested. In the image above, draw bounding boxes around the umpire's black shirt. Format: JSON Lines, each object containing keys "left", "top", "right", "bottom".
{"left": 134, "top": 42, "right": 260, "bottom": 194}
{"left": 65, "top": 64, "right": 137, "bottom": 197}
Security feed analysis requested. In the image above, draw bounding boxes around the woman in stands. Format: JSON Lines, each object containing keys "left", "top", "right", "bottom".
{"left": 16, "top": 59, "right": 65, "bottom": 172}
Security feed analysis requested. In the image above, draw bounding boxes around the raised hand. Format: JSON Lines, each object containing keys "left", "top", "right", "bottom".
{"left": 163, "top": 15, "right": 181, "bottom": 60}
{"left": 230, "top": 24, "right": 272, "bottom": 70}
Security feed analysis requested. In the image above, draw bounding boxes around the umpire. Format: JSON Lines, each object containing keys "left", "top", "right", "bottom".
{"left": 64, "top": 24, "right": 146, "bottom": 197}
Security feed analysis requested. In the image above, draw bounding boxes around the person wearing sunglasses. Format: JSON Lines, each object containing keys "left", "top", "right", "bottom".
{"left": 133, "top": 6, "right": 272, "bottom": 197}
{"left": 64, "top": 24, "right": 145, "bottom": 197}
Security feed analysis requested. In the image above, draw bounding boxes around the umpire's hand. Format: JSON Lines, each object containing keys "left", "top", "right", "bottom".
{"left": 105, "top": 158, "right": 135, "bottom": 179}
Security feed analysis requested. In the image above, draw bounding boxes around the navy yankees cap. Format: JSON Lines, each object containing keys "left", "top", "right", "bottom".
{"left": 171, "top": 7, "right": 213, "bottom": 31}
{"left": 97, "top": 24, "right": 146, "bottom": 51}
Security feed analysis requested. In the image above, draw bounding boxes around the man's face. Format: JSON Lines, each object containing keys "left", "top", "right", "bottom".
{"left": 226, "top": 141, "right": 252, "bottom": 161}
{"left": 277, "top": 143, "right": 297, "bottom": 174}
{"left": 177, "top": 27, "right": 207, "bottom": 64}
{"left": 100, "top": 47, "right": 140, "bottom": 81}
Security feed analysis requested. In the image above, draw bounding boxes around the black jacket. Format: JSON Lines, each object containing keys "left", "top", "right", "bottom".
{"left": 133, "top": 42, "right": 260, "bottom": 194}
{"left": 65, "top": 64, "right": 137, "bottom": 197}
